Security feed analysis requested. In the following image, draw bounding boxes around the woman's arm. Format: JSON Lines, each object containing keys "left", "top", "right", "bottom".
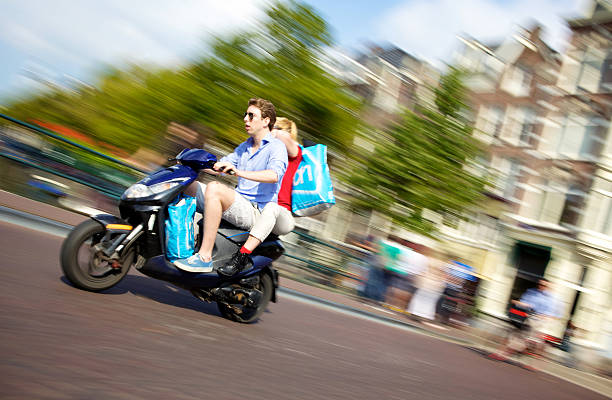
{"left": 274, "top": 130, "right": 300, "bottom": 158}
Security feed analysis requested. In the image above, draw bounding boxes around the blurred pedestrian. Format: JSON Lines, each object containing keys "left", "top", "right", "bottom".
{"left": 360, "top": 235, "right": 385, "bottom": 302}
{"left": 379, "top": 237, "right": 403, "bottom": 309}
{"left": 407, "top": 262, "right": 445, "bottom": 321}
{"left": 386, "top": 241, "right": 428, "bottom": 311}
{"left": 436, "top": 260, "right": 477, "bottom": 326}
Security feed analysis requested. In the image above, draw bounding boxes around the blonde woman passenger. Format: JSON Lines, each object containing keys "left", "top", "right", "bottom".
{"left": 217, "top": 117, "right": 302, "bottom": 276}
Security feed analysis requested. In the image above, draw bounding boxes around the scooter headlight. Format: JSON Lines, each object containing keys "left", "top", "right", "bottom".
{"left": 123, "top": 184, "right": 152, "bottom": 199}
{"left": 148, "top": 181, "right": 182, "bottom": 194}
{"left": 123, "top": 181, "right": 182, "bottom": 199}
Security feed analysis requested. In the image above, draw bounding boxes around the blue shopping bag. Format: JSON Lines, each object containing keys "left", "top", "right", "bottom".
{"left": 165, "top": 194, "right": 197, "bottom": 261}
{"left": 291, "top": 144, "right": 335, "bottom": 217}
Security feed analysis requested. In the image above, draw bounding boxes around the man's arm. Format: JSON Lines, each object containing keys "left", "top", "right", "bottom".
{"left": 235, "top": 168, "right": 280, "bottom": 183}
{"left": 219, "top": 144, "right": 241, "bottom": 167}
{"left": 235, "top": 140, "right": 287, "bottom": 182}
{"left": 216, "top": 140, "right": 288, "bottom": 183}
{"left": 213, "top": 143, "right": 243, "bottom": 176}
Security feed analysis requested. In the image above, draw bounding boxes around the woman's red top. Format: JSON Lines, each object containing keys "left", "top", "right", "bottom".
{"left": 277, "top": 146, "right": 302, "bottom": 211}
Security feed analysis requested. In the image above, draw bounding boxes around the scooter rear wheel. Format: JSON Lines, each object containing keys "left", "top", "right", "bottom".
{"left": 217, "top": 273, "right": 273, "bottom": 323}
{"left": 60, "top": 220, "right": 134, "bottom": 292}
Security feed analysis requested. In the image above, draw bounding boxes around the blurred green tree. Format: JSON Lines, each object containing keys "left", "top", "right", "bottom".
{"left": 182, "top": 0, "right": 361, "bottom": 151}
{"left": 5, "top": 0, "right": 361, "bottom": 155}
{"left": 346, "top": 68, "right": 487, "bottom": 235}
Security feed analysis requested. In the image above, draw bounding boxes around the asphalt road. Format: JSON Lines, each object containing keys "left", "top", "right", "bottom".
{"left": 0, "top": 220, "right": 607, "bottom": 400}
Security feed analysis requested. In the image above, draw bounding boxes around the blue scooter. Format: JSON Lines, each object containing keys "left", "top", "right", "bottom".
{"left": 60, "top": 149, "right": 282, "bottom": 323}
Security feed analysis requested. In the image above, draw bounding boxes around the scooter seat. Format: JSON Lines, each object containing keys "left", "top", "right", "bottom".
{"left": 216, "top": 219, "right": 279, "bottom": 243}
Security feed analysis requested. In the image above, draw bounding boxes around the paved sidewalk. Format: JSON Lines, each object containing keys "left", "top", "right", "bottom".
{"left": 1, "top": 189, "right": 611, "bottom": 398}
{"left": 277, "top": 275, "right": 612, "bottom": 397}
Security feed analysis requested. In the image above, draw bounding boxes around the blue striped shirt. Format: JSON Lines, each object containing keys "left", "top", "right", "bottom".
{"left": 221, "top": 133, "right": 288, "bottom": 208}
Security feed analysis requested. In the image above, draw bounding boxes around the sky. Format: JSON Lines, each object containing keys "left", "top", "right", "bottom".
{"left": 0, "top": 0, "right": 590, "bottom": 102}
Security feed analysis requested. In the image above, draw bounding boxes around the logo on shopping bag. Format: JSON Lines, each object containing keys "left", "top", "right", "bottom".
{"left": 293, "top": 164, "right": 313, "bottom": 186}
{"left": 293, "top": 152, "right": 321, "bottom": 194}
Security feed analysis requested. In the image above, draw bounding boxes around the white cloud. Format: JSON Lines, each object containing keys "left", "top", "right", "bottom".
{"left": 0, "top": 0, "right": 267, "bottom": 95}
{"left": 375, "top": 0, "right": 588, "bottom": 67}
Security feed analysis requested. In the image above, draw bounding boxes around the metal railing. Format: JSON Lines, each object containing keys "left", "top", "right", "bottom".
{"left": 0, "top": 113, "right": 148, "bottom": 174}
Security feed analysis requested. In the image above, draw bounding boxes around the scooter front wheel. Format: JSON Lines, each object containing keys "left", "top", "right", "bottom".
{"left": 60, "top": 219, "right": 134, "bottom": 292}
{"left": 217, "top": 273, "right": 273, "bottom": 323}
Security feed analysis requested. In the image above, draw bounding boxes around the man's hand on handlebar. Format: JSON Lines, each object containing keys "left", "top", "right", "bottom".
{"left": 213, "top": 161, "right": 237, "bottom": 176}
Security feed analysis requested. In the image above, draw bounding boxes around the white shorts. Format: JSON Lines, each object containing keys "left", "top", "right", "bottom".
{"left": 195, "top": 182, "right": 260, "bottom": 230}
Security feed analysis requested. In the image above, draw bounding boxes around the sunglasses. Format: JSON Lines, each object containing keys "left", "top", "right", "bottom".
{"left": 244, "top": 112, "right": 257, "bottom": 121}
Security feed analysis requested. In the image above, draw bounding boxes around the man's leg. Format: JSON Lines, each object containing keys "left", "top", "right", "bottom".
{"left": 174, "top": 182, "right": 236, "bottom": 272}
{"left": 210, "top": 192, "right": 260, "bottom": 277}
{"left": 183, "top": 181, "right": 201, "bottom": 198}
{"left": 198, "top": 182, "right": 236, "bottom": 259}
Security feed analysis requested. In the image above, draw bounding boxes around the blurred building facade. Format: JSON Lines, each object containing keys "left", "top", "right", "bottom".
{"left": 312, "top": 46, "right": 442, "bottom": 244}
{"left": 452, "top": 1, "right": 612, "bottom": 348}
{"left": 326, "top": 45, "right": 440, "bottom": 129}
{"left": 300, "top": 3, "right": 612, "bottom": 350}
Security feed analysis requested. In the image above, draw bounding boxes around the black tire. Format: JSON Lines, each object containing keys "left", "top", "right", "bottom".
{"left": 217, "top": 273, "right": 273, "bottom": 323}
{"left": 60, "top": 219, "right": 134, "bottom": 292}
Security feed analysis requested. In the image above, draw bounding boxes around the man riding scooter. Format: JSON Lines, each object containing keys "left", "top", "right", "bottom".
{"left": 173, "top": 98, "right": 288, "bottom": 275}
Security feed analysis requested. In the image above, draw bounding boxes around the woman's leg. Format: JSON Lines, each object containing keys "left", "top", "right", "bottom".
{"left": 242, "top": 203, "right": 285, "bottom": 252}
{"left": 271, "top": 207, "right": 295, "bottom": 235}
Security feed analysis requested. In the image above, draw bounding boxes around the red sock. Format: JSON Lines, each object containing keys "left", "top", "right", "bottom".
{"left": 240, "top": 246, "right": 252, "bottom": 254}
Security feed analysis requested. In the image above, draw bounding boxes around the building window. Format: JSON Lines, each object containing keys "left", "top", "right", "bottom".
{"left": 576, "top": 48, "right": 607, "bottom": 93}
{"left": 536, "top": 181, "right": 566, "bottom": 224}
{"left": 519, "top": 107, "right": 537, "bottom": 145}
{"left": 489, "top": 106, "right": 505, "bottom": 137}
{"left": 600, "top": 50, "right": 612, "bottom": 92}
{"left": 601, "top": 201, "right": 612, "bottom": 235}
{"left": 504, "top": 159, "right": 521, "bottom": 199}
{"left": 519, "top": 66, "right": 532, "bottom": 94}
{"left": 557, "top": 114, "right": 607, "bottom": 160}
{"left": 579, "top": 118, "right": 607, "bottom": 160}
{"left": 501, "top": 65, "right": 532, "bottom": 97}
{"left": 559, "top": 185, "right": 585, "bottom": 227}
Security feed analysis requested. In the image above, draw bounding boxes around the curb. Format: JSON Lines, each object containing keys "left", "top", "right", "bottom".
{"left": 0, "top": 205, "right": 73, "bottom": 236}
{"left": 277, "top": 286, "right": 473, "bottom": 346}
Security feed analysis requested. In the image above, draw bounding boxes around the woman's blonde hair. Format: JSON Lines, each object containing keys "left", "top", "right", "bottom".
{"left": 274, "top": 117, "right": 298, "bottom": 141}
